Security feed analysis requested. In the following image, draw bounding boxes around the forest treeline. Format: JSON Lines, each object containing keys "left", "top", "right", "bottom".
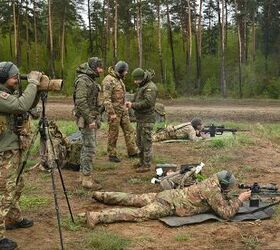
{"left": 0, "top": 0, "right": 280, "bottom": 98}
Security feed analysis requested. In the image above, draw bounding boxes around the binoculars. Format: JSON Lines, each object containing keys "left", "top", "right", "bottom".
{"left": 20, "top": 74, "right": 63, "bottom": 92}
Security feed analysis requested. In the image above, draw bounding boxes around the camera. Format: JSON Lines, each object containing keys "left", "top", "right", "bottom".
{"left": 20, "top": 74, "right": 63, "bottom": 92}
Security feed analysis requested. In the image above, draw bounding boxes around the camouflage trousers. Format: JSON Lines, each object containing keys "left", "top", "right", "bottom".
{"left": 152, "top": 127, "right": 175, "bottom": 142}
{"left": 136, "top": 122, "right": 154, "bottom": 167}
{"left": 107, "top": 111, "right": 137, "bottom": 157}
{"left": 80, "top": 127, "right": 96, "bottom": 176}
{"left": 0, "top": 150, "right": 24, "bottom": 239}
{"left": 89, "top": 191, "right": 173, "bottom": 224}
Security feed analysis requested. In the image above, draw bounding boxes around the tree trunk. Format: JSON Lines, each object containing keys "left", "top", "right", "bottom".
{"left": 88, "top": 0, "right": 93, "bottom": 55}
{"left": 25, "top": 0, "right": 30, "bottom": 70}
{"left": 157, "top": 0, "right": 164, "bottom": 84}
{"left": 61, "top": 5, "right": 66, "bottom": 77}
{"left": 166, "top": 3, "right": 178, "bottom": 87}
{"left": 252, "top": 9, "right": 256, "bottom": 62}
{"left": 195, "top": 0, "right": 203, "bottom": 91}
{"left": 113, "top": 0, "right": 118, "bottom": 63}
{"left": 33, "top": 0, "right": 38, "bottom": 67}
{"left": 235, "top": 0, "right": 242, "bottom": 98}
{"left": 48, "top": 0, "right": 55, "bottom": 78}
{"left": 136, "top": 0, "right": 143, "bottom": 67}
{"left": 9, "top": 24, "right": 13, "bottom": 58}
{"left": 12, "top": 0, "right": 18, "bottom": 64}
{"left": 219, "top": 0, "right": 226, "bottom": 97}
{"left": 186, "top": 0, "right": 192, "bottom": 69}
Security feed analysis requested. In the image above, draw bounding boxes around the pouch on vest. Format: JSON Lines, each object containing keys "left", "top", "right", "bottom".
{"left": 0, "top": 115, "right": 8, "bottom": 136}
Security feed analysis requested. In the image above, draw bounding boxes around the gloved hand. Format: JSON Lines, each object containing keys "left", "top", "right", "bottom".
{"left": 27, "top": 71, "right": 42, "bottom": 86}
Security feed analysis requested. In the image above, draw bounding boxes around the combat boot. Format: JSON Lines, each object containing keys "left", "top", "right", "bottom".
{"left": 0, "top": 238, "right": 17, "bottom": 250}
{"left": 6, "top": 218, "right": 33, "bottom": 230}
{"left": 86, "top": 212, "right": 100, "bottom": 228}
{"left": 132, "top": 162, "right": 142, "bottom": 169}
{"left": 109, "top": 155, "right": 121, "bottom": 163}
{"left": 128, "top": 153, "right": 139, "bottom": 158}
{"left": 82, "top": 175, "right": 102, "bottom": 190}
{"left": 136, "top": 165, "right": 151, "bottom": 173}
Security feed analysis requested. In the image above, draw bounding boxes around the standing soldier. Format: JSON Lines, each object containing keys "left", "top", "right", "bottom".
{"left": 0, "top": 62, "right": 42, "bottom": 250}
{"left": 126, "top": 68, "right": 158, "bottom": 173}
{"left": 102, "top": 61, "right": 138, "bottom": 163}
{"left": 73, "top": 57, "right": 103, "bottom": 189}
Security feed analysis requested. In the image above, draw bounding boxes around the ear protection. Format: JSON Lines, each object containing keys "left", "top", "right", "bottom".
{"left": 0, "top": 62, "right": 14, "bottom": 83}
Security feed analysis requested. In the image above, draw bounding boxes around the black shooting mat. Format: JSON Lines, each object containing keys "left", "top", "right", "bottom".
{"left": 159, "top": 201, "right": 279, "bottom": 227}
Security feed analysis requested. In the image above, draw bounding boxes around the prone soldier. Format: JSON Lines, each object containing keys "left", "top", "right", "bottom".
{"left": 0, "top": 62, "right": 42, "bottom": 250}
{"left": 152, "top": 118, "right": 207, "bottom": 142}
{"left": 87, "top": 171, "right": 251, "bottom": 227}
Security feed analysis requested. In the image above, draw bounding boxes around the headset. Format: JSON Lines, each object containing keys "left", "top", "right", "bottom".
{"left": 0, "top": 62, "right": 14, "bottom": 84}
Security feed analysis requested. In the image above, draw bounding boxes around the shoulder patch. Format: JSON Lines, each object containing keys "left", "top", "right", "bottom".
{"left": 146, "top": 89, "right": 152, "bottom": 92}
{"left": 0, "top": 92, "right": 10, "bottom": 100}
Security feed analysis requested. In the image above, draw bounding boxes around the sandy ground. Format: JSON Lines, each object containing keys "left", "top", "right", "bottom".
{"left": 7, "top": 97, "right": 280, "bottom": 250}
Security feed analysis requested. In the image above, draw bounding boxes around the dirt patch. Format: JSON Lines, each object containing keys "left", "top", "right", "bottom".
{"left": 45, "top": 97, "right": 280, "bottom": 122}
{"left": 6, "top": 122, "right": 280, "bottom": 249}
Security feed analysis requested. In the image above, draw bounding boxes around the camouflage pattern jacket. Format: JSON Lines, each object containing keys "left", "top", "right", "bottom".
{"left": 74, "top": 63, "right": 101, "bottom": 127}
{"left": 102, "top": 67, "right": 126, "bottom": 116}
{"left": 0, "top": 83, "right": 38, "bottom": 152}
{"left": 132, "top": 71, "right": 158, "bottom": 123}
{"left": 156, "top": 174, "right": 242, "bottom": 219}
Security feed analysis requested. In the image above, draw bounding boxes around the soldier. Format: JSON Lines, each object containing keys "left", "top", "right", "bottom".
{"left": 152, "top": 118, "right": 207, "bottom": 142}
{"left": 102, "top": 61, "right": 138, "bottom": 163}
{"left": 73, "top": 57, "right": 103, "bottom": 189}
{"left": 126, "top": 68, "right": 158, "bottom": 173}
{"left": 86, "top": 171, "right": 251, "bottom": 228}
{"left": 0, "top": 62, "right": 42, "bottom": 250}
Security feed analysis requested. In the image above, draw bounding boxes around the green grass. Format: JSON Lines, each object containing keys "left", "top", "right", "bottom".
{"left": 55, "top": 120, "right": 77, "bottom": 136}
{"left": 62, "top": 215, "right": 84, "bottom": 231}
{"left": 86, "top": 230, "right": 131, "bottom": 250}
{"left": 20, "top": 195, "right": 51, "bottom": 210}
{"left": 174, "top": 233, "right": 192, "bottom": 242}
{"left": 70, "top": 187, "right": 92, "bottom": 198}
{"left": 254, "top": 123, "right": 280, "bottom": 144}
{"left": 127, "top": 176, "right": 151, "bottom": 185}
{"left": 241, "top": 234, "right": 260, "bottom": 250}
{"left": 153, "top": 154, "right": 173, "bottom": 164}
{"left": 95, "top": 162, "right": 118, "bottom": 172}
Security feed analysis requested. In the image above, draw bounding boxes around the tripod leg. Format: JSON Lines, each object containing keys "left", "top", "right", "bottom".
{"left": 56, "top": 160, "right": 75, "bottom": 223}
{"left": 50, "top": 167, "right": 64, "bottom": 250}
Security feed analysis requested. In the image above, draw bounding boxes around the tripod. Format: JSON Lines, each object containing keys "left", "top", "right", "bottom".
{"left": 17, "top": 92, "right": 74, "bottom": 250}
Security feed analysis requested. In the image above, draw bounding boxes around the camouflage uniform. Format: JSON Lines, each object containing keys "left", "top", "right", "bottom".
{"left": 0, "top": 82, "right": 38, "bottom": 239}
{"left": 40, "top": 121, "right": 69, "bottom": 169}
{"left": 102, "top": 67, "right": 137, "bottom": 157}
{"left": 131, "top": 71, "right": 158, "bottom": 168}
{"left": 153, "top": 122, "right": 201, "bottom": 142}
{"left": 73, "top": 63, "right": 102, "bottom": 176}
{"left": 87, "top": 174, "right": 242, "bottom": 227}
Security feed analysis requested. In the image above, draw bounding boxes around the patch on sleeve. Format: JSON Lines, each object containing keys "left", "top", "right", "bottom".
{"left": 0, "top": 92, "right": 10, "bottom": 100}
{"left": 146, "top": 89, "right": 152, "bottom": 92}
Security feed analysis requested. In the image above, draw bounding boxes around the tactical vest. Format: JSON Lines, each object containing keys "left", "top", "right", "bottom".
{"left": 73, "top": 74, "right": 101, "bottom": 116}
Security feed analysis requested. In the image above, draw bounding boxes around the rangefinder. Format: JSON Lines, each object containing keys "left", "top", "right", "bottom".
{"left": 20, "top": 74, "right": 63, "bottom": 92}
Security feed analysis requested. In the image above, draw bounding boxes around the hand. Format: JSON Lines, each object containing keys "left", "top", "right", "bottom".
{"left": 89, "top": 122, "right": 96, "bottom": 129}
{"left": 110, "top": 114, "right": 117, "bottom": 121}
{"left": 125, "top": 101, "right": 132, "bottom": 109}
{"left": 200, "top": 132, "right": 209, "bottom": 139}
{"left": 238, "top": 190, "right": 252, "bottom": 202}
{"left": 27, "top": 71, "right": 42, "bottom": 86}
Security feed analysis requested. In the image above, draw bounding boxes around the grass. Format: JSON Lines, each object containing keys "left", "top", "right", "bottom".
{"left": 254, "top": 123, "right": 280, "bottom": 144}
{"left": 127, "top": 176, "right": 151, "bottom": 185}
{"left": 62, "top": 215, "right": 84, "bottom": 231}
{"left": 241, "top": 234, "right": 261, "bottom": 250}
{"left": 95, "top": 162, "right": 118, "bottom": 172}
{"left": 174, "top": 233, "right": 192, "bottom": 242}
{"left": 20, "top": 195, "right": 51, "bottom": 211}
{"left": 70, "top": 187, "right": 91, "bottom": 198}
{"left": 86, "top": 230, "right": 131, "bottom": 250}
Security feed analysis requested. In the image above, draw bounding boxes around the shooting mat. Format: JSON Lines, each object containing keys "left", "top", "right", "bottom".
{"left": 159, "top": 201, "right": 279, "bottom": 227}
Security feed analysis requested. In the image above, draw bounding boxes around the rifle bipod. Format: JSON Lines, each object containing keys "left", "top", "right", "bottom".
{"left": 16, "top": 92, "right": 74, "bottom": 250}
